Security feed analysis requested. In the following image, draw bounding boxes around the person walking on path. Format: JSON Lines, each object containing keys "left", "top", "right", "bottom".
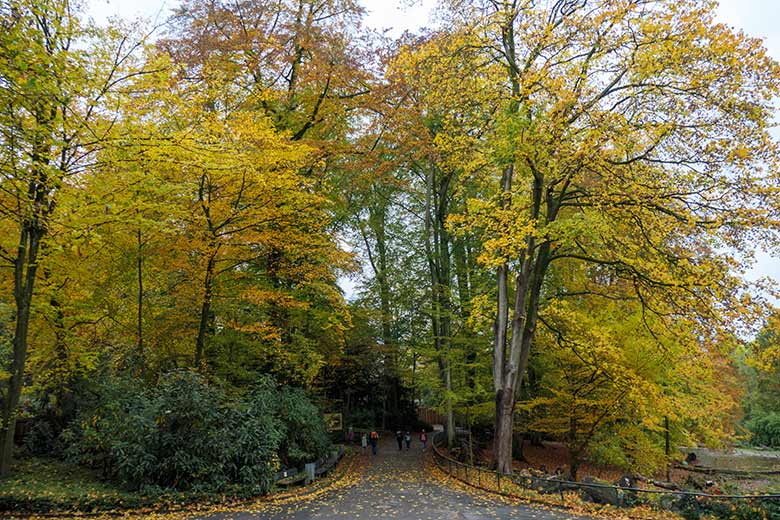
{"left": 369, "top": 430, "right": 379, "bottom": 456}
{"left": 361, "top": 432, "right": 368, "bottom": 454}
{"left": 347, "top": 427, "right": 354, "bottom": 445}
{"left": 396, "top": 430, "right": 404, "bottom": 451}
{"left": 420, "top": 430, "right": 428, "bottom": 451}
{"left": 404, "top": 431, "right": 411, "bottom": 450}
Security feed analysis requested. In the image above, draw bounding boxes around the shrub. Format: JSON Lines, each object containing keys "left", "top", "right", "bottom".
{"left": 274, "top": 384, "right": 330, "bottom": 467}
{"left": 63, "top": 371, "right": 329, "bottom": 493}
{"left": 747, "top": 412, "right": 780, "bottom": 447}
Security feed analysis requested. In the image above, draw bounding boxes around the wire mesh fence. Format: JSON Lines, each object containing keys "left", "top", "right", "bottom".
{"left": 431, "top": 432, "right": 780, "bottom": 519}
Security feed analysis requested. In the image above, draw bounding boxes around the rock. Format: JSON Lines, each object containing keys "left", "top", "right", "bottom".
{"left": 530, "top": 476, "right": 565, "bottom": 494}
{"left": 684, "top": 474, "right": 707, "bottom": 490}
{"left": 516, "top": 469, "right": 533, "bottom": 488}
{"left": 614, "top": 474, "right": 638, "bottom": 505}
{"left": 658, "top": 493, "right": 678, "bottom": 511}
{"left": 651, "top": 480, "right": 681, "bottom": 491}
{"left": 579, "top": 476, "right": 620, "bottom": 505}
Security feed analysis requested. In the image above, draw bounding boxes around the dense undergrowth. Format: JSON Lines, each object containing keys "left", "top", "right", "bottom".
{"left": 11, "top": 371, "right": 330, "bottom": 510}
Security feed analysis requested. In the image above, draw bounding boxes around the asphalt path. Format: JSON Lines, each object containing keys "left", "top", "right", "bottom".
{"left": 195, "top": 436, "right": 592, "bottom": 520}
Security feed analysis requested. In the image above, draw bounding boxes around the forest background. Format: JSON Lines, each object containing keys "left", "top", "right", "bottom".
{"left": 2, "top": 0, "right": 780, "bottom": 501}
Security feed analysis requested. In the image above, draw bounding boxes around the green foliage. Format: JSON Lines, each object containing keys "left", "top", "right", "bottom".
{"left": 271, "top": 384, "right": 331, "bottom": 467}
{"left": 738, "top": 316, "right": 780, "bottom": 448}
{"left": 674, "top": 496, "right": 780, "bottom": 520}
{"left": 63, "top": 372, "right": 328, "bottom": 493}
{"left": 746, "top": 413, "right": 780, "bottom": 448}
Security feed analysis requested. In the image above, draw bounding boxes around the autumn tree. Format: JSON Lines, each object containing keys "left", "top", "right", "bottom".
{"left": 0, "top": 0, "right": 154, "bottom": 475}
{"left": 162, "top": 0, "right": 370, "bottom": 145}
{"left": 439, "top": 0, "right": 780, "bottom": 473}
{"left": 524, "top": 265, "right": 743, "bottom": 479}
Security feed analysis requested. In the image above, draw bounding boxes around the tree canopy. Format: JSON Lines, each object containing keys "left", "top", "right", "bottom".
{"left": 1, "top": 0, "right": 780, "bottom": 485}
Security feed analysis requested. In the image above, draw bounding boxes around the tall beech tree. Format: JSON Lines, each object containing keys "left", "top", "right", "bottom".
{"left": 343, "top": 32, "right": 501, "bottom": 444}
{"left": 440, "top": 0, "right": 780, "bottom": 473}
{"left": 0, "top": 0, "right": 152, "bottom": 475}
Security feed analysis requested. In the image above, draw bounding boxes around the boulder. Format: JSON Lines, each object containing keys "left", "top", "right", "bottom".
{"left": 530, "top": 476, "right": 565, "bottom": 494}
{"left": 579, "top": 476, "right": 620, "bottom": 505}
{"left": 684, "top": 474, "right": 707, "bottom": 490}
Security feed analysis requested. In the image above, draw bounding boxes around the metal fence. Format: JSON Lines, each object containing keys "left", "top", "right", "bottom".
{"left": 431, "top": 433, "right": 780, "bottom": 519}
{"left": 275, "top": 445, "right": 345, "bottom": 486}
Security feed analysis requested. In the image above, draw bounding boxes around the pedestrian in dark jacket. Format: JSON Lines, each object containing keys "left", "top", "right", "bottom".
{"left": 396, "top": 430, "right": 403, "bottom": 451}
{"left": 369, "top": 430, "right": 379, "bottom": 456}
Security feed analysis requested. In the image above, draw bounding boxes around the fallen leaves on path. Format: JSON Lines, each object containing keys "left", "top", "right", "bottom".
{"left": 424, "top": 455, "right": 684, "bottom": 520}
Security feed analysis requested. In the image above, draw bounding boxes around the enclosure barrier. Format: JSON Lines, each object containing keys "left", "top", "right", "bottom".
{"left": 275, "top": 445, "right": 345, "bottom": 486}
{"left": 430, "top": 432, "right": 780, "bottom": 519}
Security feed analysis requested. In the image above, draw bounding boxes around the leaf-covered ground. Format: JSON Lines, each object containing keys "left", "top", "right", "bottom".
{"left": 0, "top": 456, "right": 144, "bottom": 512}
{"left": 192, "top": 438, "right": 591, "bottom": 520}
{"left": 6, "top": 437, "right": 597, "bottom": 520}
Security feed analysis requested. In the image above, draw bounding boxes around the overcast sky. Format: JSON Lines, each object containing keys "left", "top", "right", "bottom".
{"left": 85, "top": 0, "right": 780, "bottom": 289}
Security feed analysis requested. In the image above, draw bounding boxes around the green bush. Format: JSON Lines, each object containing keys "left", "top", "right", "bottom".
{"left": 675, "top": 496, "right": 780, "bottom": 520}
{"left": 63, "top": 371, "right": 328, "bottom": 493}
{"left": 272, "top": 384, "right": 330, "bottom": 467}
{"left": 747, "top": 412, "right": 780, "bottom": 447}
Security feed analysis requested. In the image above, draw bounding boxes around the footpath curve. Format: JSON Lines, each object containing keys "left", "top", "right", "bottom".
{"left": 195, "top": 435, "right": 591, "bottom": 520}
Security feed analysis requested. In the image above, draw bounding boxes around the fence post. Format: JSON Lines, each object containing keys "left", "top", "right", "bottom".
{"left": 304, "top": 463, "right": 316, "bottom": 485}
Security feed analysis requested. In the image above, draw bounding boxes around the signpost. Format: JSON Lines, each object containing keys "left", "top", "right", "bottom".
{"left": 324, "top": 413, "right": 342, "bottom": 431}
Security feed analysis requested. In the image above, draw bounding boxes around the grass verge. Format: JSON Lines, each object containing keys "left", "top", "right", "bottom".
{"left": 1, "top": 450, "right": 353, "bottom": 516}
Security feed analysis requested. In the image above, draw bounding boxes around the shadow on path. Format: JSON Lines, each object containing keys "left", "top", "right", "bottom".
{"left": 195, "top": 435, "right": 591, "bottom": 520}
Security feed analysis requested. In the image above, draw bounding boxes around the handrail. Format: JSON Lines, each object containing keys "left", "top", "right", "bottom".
{"left": 430, "top": 432, "right": 780, "bottom": 501}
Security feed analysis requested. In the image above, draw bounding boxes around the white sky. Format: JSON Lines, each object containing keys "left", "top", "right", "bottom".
{"left": 85, "top": 0, "right": 780, "bottom": 290}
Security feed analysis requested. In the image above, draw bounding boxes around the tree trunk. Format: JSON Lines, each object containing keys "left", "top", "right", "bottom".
{"left": 570, "top": 455, "right": 580, "bottom": 482}
{"left": 512, "top": 431, "right": 527, "bottom": 462}
{"left": 665, "top": 416, "right": 671, "bottom": 482}
{"left": 492, "top": 162, "right": 513, "bottom": 473}
{"left": 436, "top": 183, "right": 455, "bottom": 449}
{"left": 453, "top": 235, "right": 476, "bottom": 389}
{"left": 194, "top": 252, "right": 216, "bottom": 369}
{"left": 2, "top": 111, "right": 53, "bottom": 474}
{"left": 424, "top": 166, "right": 455, "bottom": 448}
{"left": 136, "top": 227, "right": 145, "bottom": 379}
{"left": 494, "top": 387, "right": 515, "bottom": 474}
{"left": 1, "top": 226, "right": 44, "bottom": 476}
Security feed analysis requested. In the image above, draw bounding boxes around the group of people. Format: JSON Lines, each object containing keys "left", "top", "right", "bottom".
{"left": 346, "top": 427, "right": 428, "bottom": 456}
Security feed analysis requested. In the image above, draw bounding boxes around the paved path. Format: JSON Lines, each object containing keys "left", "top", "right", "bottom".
{"left": 196, "top": 436, "right": 591, "bottom": 520}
